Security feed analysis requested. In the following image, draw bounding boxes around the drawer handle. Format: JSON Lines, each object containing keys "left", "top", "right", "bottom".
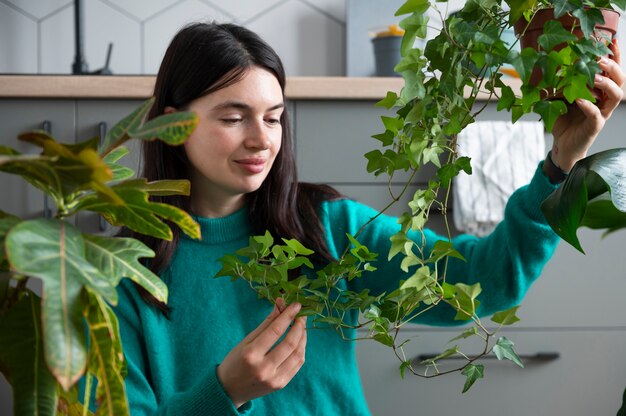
{"left": 414, "top": 352, "right": 560, "bottom": 363}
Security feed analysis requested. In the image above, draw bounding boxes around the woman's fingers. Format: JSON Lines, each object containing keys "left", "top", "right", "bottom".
{"left": 611, "top": 38, "right": 622, "bottom": 67}
{"left": 253, "top": 302, "right": 302, "bottom": 353}
{"left": 275, "top": 318, "right": 307, "bottom": 377}
{"left": 266, "top": 315, "right": 307, "bottom": 366}
{"left": 594, "top": 74, "right": 623, "bottom": 118}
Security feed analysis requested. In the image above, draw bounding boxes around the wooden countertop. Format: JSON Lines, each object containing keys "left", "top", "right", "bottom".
{"left": 0, "top": 76, "right": 406, "bottom": 100}
{"left": 1, "top": 75, "right": 623, "bottom": 101}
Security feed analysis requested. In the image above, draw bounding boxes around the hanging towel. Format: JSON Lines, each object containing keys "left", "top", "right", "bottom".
{"left": 452, "top": 121, "right": 545, "bottom": 236}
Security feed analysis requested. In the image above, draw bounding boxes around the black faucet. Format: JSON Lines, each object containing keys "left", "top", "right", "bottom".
{"left": 71, "top": 0, "right": 113, "bottom": 75}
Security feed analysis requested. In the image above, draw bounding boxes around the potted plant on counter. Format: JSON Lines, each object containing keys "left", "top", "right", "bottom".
{"left": 0, "top": 99, "right": 199, "bottom": 415}
{"left": 217, "top": 0, "right": 626, "bottom": 394}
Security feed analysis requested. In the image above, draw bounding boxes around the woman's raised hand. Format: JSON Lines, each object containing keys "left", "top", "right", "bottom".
{"left": 551, "top": 40, "right": 625, "bottom": 172}
{"left": 217, "top": 298, "right": 307, "bottom": 409}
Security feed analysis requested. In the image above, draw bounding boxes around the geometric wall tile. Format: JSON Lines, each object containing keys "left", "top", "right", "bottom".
{"left": 4, "top": 0, "right": 71, "bottom": 19}
{"left": 0, "top": 2, "right": 38, "bottom": 73}
{"left": 299, "top": 0, "right": 346, "bottom": 23}
{"left": 83, "top": 0, "right": 141, "bottom": 74}
{"left": 203, "top": 0, "right": 282, "bottom": 24}
{"left": 104, "top": 0, "right": 177, "bottom": 21}
{"left": 40, "top": 5, "right": 74, "bottom": 73}
{"left": 249, "top": 0, "right": 345, "bottom": 76}
{"left": 143, "top": 0, "right": 232, "bottom": 74}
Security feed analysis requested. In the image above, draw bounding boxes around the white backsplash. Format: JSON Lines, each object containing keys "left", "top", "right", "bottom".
{"left": 0, "top": 0, "right": 347, "bottom": 76}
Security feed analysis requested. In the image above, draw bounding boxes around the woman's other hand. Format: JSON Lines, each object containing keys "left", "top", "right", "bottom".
{"left": 217, "top": 298, "right": 307, "bottom": 409}
{"left": 551, "top": 39, "right": 625, "bottom": 172}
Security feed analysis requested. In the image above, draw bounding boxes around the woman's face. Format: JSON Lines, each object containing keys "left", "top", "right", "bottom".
{"left": 181, "top": 66, "right": 284, "bottom": 217}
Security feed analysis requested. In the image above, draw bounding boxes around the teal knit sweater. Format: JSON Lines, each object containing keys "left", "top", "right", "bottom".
{"left": 114, "top": 164, "right": 559, "bottom": 415}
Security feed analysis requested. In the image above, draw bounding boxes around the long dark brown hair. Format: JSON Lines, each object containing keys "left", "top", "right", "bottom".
{"left": 130, "top": 22, "right": 341, "bottom": 314}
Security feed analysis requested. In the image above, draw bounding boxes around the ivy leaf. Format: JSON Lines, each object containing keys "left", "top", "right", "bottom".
{"left": 421, "top": 345, "right": 460, "bottom": 364}
{"left": 572, "top": 8, "right": 606, "bottom": 40}
{"left": 451, "top": 282, "right": 481, "bottom": 321}
{"left": 399, "top": 12, "right": 430, "bottom": 56}
{"left": 373, "top": 333, "right": 395, "bottom": 347}
{"left": 395, "top": 0, "right": 429, "bottom": 16}
{"left": 399, "top": 361, "right": 411, "bottom": 380}
{"left": 493, "top": 336, "right": 524, "bottom": 368}
{"left": 497, "top": 86, "right": 515, "bottom": 111}
{"left": 461, "top": 364, "right": 484, "bottom": 393}
{"left": 537, "top": 20, "right": 578, "bottom": 52}
{"left": 509, "top": 47, "right": 539, "bottom": 84}
{"left": 5, "top": 219, "right": 117, "bottom": 390}
{"left": 376, "top": 91, "right": 399, "bottom": 109}
{"left": 491, "top": 305, "right": 521, "bottom": 325}
{"left": 563, "top": 73, "right": 595, "bottom": 104}
{"left": 533, "top": 99, "right": 567, "bottom": 132}
{"left": 0, "top": 293, "right": 58, "bottom": 416}
{"left": 282, "top": 238, "right": 315, "bottom": 256}
{"left": 83, "top": 234, "right": 168, "bottom": 304}
{"left": 541, "top": 148, "right": 626, "bottom": 253}
{"left": 448, "top": 326, "right": 478, "bottom": 343}
{"left": 400, "top": 266, "right": 431, "bottom": 291}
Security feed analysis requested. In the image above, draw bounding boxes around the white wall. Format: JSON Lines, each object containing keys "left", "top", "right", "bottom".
{"left": 0, "top": 0, "right": 347, "bottom": 76}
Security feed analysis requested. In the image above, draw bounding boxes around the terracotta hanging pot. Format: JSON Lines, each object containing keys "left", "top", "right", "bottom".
{"left": 513, "top": 7, "right": 620, "bottom": 99}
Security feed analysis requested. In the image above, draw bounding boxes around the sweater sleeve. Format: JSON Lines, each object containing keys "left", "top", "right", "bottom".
{"left": 322, "top": 163, "right": 561, "bottom": 326}
{"left": 112, "top": 280, "right": 255, "bottom": 415}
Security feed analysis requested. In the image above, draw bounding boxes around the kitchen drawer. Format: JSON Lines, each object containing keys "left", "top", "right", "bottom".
{"left": 294, "top": 100, "right": 438, "bottom": 185}
{"left": 356, "top": 328, "right": 626, "bottom": 416}
{"left": 0, "top": 99, "right": 75, "bottom": 219}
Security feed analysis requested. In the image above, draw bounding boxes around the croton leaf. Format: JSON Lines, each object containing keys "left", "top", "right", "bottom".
{"left": 541, "top": 148, "right": 626, "bottom": 253}
{"left": 117, "top": 178, "right": 191, "bottom": 196}
{"left": 83, "top": 290, "right": 129, "bottom": 416}
{"left": 83, "top": 234, "right": 167, "bottom": 303}
{"left": 75, "top": 185, "right": 200, "bottom": 241}
{"left": 100, "top": 98, "right": 154, "bottom": 157}
{"left": 103, "top": 146, "right": 135, "bottom": 181}
{"left": 128, "top": 112, "right": 198, "bottom": 146}
{"left": 5, "top": 219, "right": 117, "bottom": 390}
{"left": 0, "top": 293, "right": 58, "bottom": 416}
{"left": 0, "top": 153, "right": 62, "bottom": 198}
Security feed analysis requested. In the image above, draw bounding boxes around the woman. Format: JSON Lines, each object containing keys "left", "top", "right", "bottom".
{"left": 116, "top": 22, "right": 624, "bottom": 415}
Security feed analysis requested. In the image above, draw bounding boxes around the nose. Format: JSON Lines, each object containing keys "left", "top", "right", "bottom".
{"left": 244, "top": 120, "right": 272, "bottom": 150}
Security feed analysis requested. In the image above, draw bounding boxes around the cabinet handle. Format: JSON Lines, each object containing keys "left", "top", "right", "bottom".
{"left": 42, "top": 120, "right": 53, "bottom": 219}
{"left": 98, "top": 122, "right": 108, "bottom": 232}
{"left": 414, "top": 352, "right": 560, "bottom": 363}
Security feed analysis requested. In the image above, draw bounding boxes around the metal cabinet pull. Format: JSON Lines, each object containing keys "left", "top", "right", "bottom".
{"left": 98, "top": 122, "right": 108, "bottom": 232}
{"left": 42, "top": 120, "right": 53, "bottom": 219}
{"left": 414, "top": 352, "right": 560, "bottom": 363}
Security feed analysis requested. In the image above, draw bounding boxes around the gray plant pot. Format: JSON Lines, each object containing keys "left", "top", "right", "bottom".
{"left": 371, "top": 36, "right": 402, "bottom": 77}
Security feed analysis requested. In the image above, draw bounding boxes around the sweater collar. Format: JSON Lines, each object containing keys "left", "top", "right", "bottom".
{"left": 188, "top": 207, "right": 252, "bottom": 244}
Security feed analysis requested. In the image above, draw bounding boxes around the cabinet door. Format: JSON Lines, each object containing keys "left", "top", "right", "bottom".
{"left": 0, "top": 99, "right": 75, "bottom": 219}
{"left": 74, "top": 99, "right": 144, "bottom": 234}
{"left": 357, "top": 328, "right": 626, "bottom": 416}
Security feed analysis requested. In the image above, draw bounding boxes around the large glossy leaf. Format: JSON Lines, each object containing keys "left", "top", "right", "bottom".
{"left": 75, "top": 186, "right": 200, "bottom": 240}
{"left": 541, "top": 148, "right": 626, "bottom": 253}
{"left": 0, "top": 293, "right": 58, "bottom": 416}
{"left": 0, "top": 213, "right": 20, "bottom": 270}
{"left": 0, "top": 153, "right": 62, "bottom": 198}
{"left": 128, "top": 112, "right": 198, "bottom": 146}
{"left": 83, "top": 291, "right": 129, "bottom": 416}
{"left": 5, "top": 219, "right": 117, "bottom": 390}
{"left": 100, "top": 98, "right": 154, "bottom": 157}
{"left": 83, "top": 234, "right": 167, "bottom": 303}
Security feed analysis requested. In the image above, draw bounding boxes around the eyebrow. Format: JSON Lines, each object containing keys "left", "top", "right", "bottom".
{"left": 212, "top": 101, "right": 285, "bottom": 112}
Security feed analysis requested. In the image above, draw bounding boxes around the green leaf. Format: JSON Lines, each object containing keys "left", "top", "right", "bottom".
{"left": 373, "top": 333, "right": 395, "bottom": 347}
{"left": 399, "top": 12, "right": 430, "bottom": 56}
{"left": 0, "top": 293, "right": 58, "bottom": 416}
{"left": 399, "top": 361, "right": 411, "bottom": 380}
{"left": 541, "top": 149, "right": 626, "bottom": 253}
{"left": 116, "top": 178, "right": 191, "bottom": 197}
{"left": 491, "top": 305, "right": 521, "bottom": 326}
{"left": 100, "top": 98, "right": 154, "bottom": 156}
{"left": 451, "top": 282, "right": 481, "bottom": 321}
{"left": 282, "top": 238, "right": 315, "bottom": 256}
{"left": 376, "top": 91, "right": 399, "bottom": 109}
{"left": 461, "top": 363, "right": 484, "bottom": 393}
{"left": 537, "top": 20, "right": 578, "bottom": 51}
{"left": 448, "top": 326, "right": 478, "bottom": 343}
{"left": 400, "top": 266, "right": 431, "bottom": 291}
{"left": 75, "top": 186, "right": 200, "bottom": 241}
{"left": 395, "top": 0, "right": 429, "bottom": 16}
{"left": 563, "top": 73, "right": 596, "bottom": 104}
{"left": 128, "top": 111, "right": 198, "bottom": 146}
{"left": 83, "top": 291, "right": 129, "bottom": 416}
{"left": 533, "top": 99, "right": 567, "bottom": 132}
{"left": 103, "top": 146, "right": 135, "bottom": 181}
{"left": 421, "top": 345, "right": 460, "bottom": 364}
{"left": 492, "top": 336, "right": 524, "bottom": 368}
{"left": 5, "top": 219, "right": 116, "bottom": 389}
{"left": 572, "top": 8, "right": 606, "bottom": 40}
{"left": 497, "top": 86, "right": 516, "bottom": 111}
{"left": 83, "top": 234, "right": 168, "bottom": 303}
{"left": 504, "top": 0, "right": 536, "bottom": 24}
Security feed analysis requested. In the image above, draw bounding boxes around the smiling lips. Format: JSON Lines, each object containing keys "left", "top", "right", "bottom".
{"left": 234, "top": 158, "right": 266, "bottom": 174}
